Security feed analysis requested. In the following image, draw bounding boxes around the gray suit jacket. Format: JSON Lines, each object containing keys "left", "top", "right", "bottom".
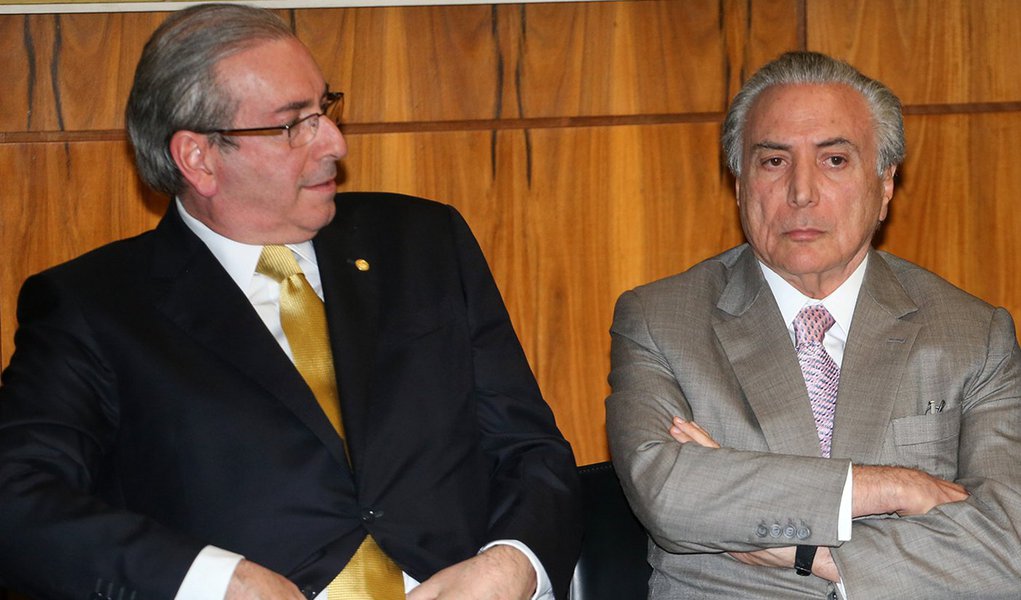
{"left": 606, "top": 244, "right": 1021, "bottom": 599}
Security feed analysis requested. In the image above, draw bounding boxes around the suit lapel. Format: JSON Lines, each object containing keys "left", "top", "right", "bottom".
{"left": 713, "top": 247, "right": 825, "bottom": 457}
{"left": 830, "top": 251, "right": 920, "bottom": 463}
{"left": 148, "top": 208, "right": 352, "bottom": 470}
{"left": 314, "top": 209, "right": 380, "bottom": 471}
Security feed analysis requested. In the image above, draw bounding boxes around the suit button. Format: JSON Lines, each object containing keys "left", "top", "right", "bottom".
{"left": 361, "top": 508, "right": 384, "bottom": 522}
{"left": 769, "top": 523, "right": 782, "bottom": 538}
{"left": 783, "top": 524, "right": 797, "bottom": 539}
{"left": 797, "top": 526, "right": 811, "bottom": 540}
{"left": 756, "top": 523, "right": 769, "bottom": 537}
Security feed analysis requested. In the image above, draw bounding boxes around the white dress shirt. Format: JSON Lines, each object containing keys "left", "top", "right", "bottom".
{"left": 759, "top": 256, "right": 870, "bottom": 599}
{"left": 172, "top": 201, "right": 550, "bottom": 599}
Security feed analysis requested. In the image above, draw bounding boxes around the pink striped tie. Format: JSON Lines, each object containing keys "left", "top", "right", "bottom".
{"left": 794, "top": 306, "right": 839, "bottom": 458}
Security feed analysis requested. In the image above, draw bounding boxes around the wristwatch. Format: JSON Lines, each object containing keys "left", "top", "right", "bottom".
{"left": 794, "top": 545, "right": 817, "bottom": 576}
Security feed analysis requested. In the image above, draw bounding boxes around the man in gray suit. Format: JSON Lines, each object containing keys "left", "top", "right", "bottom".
{"left": 606, "top": 51, "right": 1021, "bottom": 598}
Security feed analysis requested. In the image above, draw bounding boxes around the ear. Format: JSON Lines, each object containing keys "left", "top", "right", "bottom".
{"left": 878, "top": 165, "right": 896, "bottom": 222}
{"left": 734, "top": 178, "right": 742, "bottom": 208}
{"left": 170, "top": 130, "right": 219, "bottom": 198}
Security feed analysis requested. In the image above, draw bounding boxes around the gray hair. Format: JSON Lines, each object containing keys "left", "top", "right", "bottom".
{"left": 721, "top": 51, "right": 905, "bottom": 177}
{"left": 125, "top": 4, "right": 295, "bottom": 196}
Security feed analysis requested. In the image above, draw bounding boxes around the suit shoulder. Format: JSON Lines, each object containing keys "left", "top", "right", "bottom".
{"left": 31, "top": 230, "right": 155, "bottom": 285}
{"left": 628, "top": 245, "right": 746, "bottom": 300}
{"left": 330, "top": 192, "right": 464, "bottom": 237}
{"left": 878, "top": 251, "right": 996, "bottom": 313}
{"left": 334, "top": 192, "right": 451, "bottom": 220}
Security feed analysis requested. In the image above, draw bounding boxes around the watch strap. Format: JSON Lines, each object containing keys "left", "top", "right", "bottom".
{"left": 794, "top": 544, "right": 817, "bottom": 576}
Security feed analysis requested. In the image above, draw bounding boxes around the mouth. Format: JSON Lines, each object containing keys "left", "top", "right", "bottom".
{"left": 303, "top": 173, "right": 338, "bottom": 192}
{"left": 784, "top": 227, "right": 825, "bottom": 242}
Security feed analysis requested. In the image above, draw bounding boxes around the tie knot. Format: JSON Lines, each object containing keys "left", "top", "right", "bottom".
{"left": 794, "top": 305, "right": 835, "bottom": 347}
{"left": 256, "top": 245, "right": 302, "bottom": 283}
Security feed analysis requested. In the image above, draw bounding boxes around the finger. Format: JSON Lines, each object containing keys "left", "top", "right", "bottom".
{"left": 937, "top": 479, "right": 970, "bottom": 502}
{"left": 406, "top": 582, "right": 437, "bottom": 600}
{"left": 668, "top": 419, "right": 691, "bottom": 443}
{"left": 671, "top": 418, "right": 720, "bottom": 448}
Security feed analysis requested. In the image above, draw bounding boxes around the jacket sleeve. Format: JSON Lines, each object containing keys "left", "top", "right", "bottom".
{"left": 0, "top": 272, "right": 204, "bottom": 600}
{"left": 606, "top": 289, "right": 851, "bottom": 554}
{"left": 446, "top": 206, "right": 583, "bottom": 599}
{"left": 831, "top": 307, "right": 1021, "bottom": 598}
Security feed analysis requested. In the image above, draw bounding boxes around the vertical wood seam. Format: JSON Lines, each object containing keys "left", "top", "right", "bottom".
{"left": 22, "top": 16, "right": 36, "bottom": 130}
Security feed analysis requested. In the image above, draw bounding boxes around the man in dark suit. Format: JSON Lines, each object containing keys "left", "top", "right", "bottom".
{"left": 607, "top": 51, "right": 1021, "bottom": 598}
{"left": 0, "top": 5, "right": 581, "bottom": 600}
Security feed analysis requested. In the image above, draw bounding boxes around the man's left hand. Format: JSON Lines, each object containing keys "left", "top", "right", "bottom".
{"left": 668, "top": 417, "right": 840, "bottom": 583}
{"left": 407, "top": 544, "right": 536, "bottom": 600}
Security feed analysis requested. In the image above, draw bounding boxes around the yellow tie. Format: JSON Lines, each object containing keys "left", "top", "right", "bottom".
{"left": 256, "top": 245, "right": 405, "bottom": 599}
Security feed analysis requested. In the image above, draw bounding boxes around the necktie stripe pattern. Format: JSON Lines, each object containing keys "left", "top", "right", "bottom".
{"left": 793, "top": 305, "right": 840, "bottom": 458}
{"left": 256, "top": 246, "right": 404, "bottom": 599}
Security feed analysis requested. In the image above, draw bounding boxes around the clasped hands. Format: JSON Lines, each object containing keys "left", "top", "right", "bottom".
{"left": 226, "top": 544, "right": 536, "bottom": 600}
{"left": 668, "top": 416, "right": 970, "bottom": 582}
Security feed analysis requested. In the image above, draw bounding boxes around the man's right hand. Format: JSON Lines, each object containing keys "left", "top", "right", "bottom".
{"left": 225, "top": 559, "right": 306, "bottom": 600}
{"left": 852, "top": 464, "right": 969, "bottom": 517}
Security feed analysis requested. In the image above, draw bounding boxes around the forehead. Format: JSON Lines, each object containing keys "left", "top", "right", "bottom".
{"left": 214, "top": 37, "right": 326, "bottom": 114}
{"left": 744, "top": 83, "right": 874, "bottom": 150}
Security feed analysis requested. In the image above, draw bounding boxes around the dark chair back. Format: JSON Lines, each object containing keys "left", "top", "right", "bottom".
{"left": 570, "top": 461, "right": 651, "bottom": 600}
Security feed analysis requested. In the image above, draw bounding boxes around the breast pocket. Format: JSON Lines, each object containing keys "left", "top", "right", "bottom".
{"left": 379, "top": 299, "right": 454, "bottom": 346}
{"left": 883, "top": 407, "right": 961, "bottom": 481}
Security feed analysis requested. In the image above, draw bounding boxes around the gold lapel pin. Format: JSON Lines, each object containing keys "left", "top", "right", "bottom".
{"left": 353, "top": 258, "right": 370, "bottom": 272}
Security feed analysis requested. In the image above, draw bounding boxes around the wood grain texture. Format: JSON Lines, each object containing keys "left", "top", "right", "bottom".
{"left": 300, "top": 5, "right": 502, "bottom": 123}
{"left": 340, "top": 123, "right": 742, "bottom": 461}
{"left": 7, "top": 0, "right": 1020, "bottom": 475}
{"left": 516, "top": 0, "right": 725, "bottom": 116}
{"left": 0, "top": 12, "right": 169, "bottom": 132}
{"left": 0, "top": 141, "right": 166, "bottom": 373}
{"left": 807, "top": 0, "right": 1021, "bottom": 105}
{"left": 880, "top": 112, "right": 1021, "bottom": 321}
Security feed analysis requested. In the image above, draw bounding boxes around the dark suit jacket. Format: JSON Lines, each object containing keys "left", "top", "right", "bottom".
{"left": 0, "top": 192, "right": 582, "bottom": 600}
{"left": 607, "top": 245, "right": 1021, "bottom": 599}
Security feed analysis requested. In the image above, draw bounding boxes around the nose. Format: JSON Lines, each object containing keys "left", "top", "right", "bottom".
{"left": 316, "top": 117, "right": 347, "bottom": 160}
{"left": 788, "top": 161, "right": 816, "bottom": 208}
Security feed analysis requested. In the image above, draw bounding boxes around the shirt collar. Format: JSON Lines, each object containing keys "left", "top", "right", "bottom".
{"left": 175, "top": 199, "right": 318, "bottom": 292}
{"left": 759, "top": 253, "right": 869, "bottom": 340}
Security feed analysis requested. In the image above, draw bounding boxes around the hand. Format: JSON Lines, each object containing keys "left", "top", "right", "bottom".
{"left": 668, "top": 417, "right": 720, "bottom": 448}
{"left": 672, "top": 419, "right": 795, "bottom": 571}
{"left": 726, "top": 540, "right": 841, "bottom": 583}
{"left": 225, "top": 559, "right": 305, "bottom": 600}
{"left": 408, "top": 545, "right": 536, "bottom": 600}
{"left": 726, "top": 545, "right": 795, "bottom": 569}
{"left": 853, "top": 464, "right": 970, "bottom": 517}
{"left": 810, "top": 547, "right": 840, "bottom": 582}
{"left": 668, "top": 418, "right": 845, "bottom": 583}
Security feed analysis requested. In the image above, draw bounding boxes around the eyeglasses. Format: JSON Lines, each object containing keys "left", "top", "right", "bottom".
{"left": 201, "top": 91, "right": 344, "bottom": 148}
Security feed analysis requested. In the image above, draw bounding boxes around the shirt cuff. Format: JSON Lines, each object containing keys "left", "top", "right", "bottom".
{"left": 174, "top": 545, "right": 245, "bottom": 600}
{"left": 837, "top": 463, "right": 853, "bottom": 541}
{"left": 480, "top": 540, "right": 553, "bottom": 600}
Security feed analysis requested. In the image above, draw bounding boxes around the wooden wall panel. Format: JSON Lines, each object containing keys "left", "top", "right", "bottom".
{"left": 807, "top": 0, "right": 1021, "bottom": 105}
{"left": 3, "top": 2, "right": 786, "bottom": 134}
{"left": 1, "top": 13, "right": 168, "bottom": 132}
{"left": 341, "top": 123, "right": 741, "bottom": 460}
{"left": 880, "top": 112, "right": 1021, "bottom": 320}
{"left": 0, "top": 141, "right": 165, "bottom": 370}
{"left": 8, "top": 0, "right": 1018, "bottom": 475}
{"left": 300, "top": 6, "right": 504, "bottom": 123}
{"left": 517, "top": 0, "right": 725, "bottom": 116}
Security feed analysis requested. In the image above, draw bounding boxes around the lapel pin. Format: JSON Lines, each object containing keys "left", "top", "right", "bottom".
{"left": 353, "top": 258, "right": 370, "bottom": 272}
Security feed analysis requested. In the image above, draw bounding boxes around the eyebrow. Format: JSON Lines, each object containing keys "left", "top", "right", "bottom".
{"left": 751, "top": 137, "right": 858, "bottom": 152}
{"left": 271, "top": 87, "right": 331, "bottom": 116}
